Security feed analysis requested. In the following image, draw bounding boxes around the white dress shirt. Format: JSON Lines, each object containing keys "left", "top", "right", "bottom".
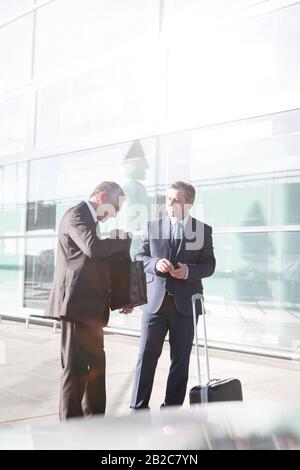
{"left": 170, "top": 214, "right": 190, "bottom": 234}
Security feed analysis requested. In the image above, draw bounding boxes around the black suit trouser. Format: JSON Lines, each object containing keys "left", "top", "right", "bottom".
{"left": 130, "top": 293, "right": 197, "bottom": 409}
{"left": 59, "top": 319, "right": 106, "bottom": 420}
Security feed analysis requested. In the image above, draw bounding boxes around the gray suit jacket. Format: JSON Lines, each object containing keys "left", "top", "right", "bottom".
{"left": 135, "top": 217, "right": 216, "bottom": 316}
{"left": 44, "top": 201, "right": 130, "bottom": 323}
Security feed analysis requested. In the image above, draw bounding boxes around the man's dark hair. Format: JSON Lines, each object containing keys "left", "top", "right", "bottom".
{"left": 90, "top": 181, "right": 125, "bottom": 200}
{"left": 168, "top": 181, "right": 196, "bottom": 204}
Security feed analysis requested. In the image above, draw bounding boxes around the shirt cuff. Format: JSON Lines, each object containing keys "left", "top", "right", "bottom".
{"left": 183, "top": 264, "right": 189, "bottom": 280}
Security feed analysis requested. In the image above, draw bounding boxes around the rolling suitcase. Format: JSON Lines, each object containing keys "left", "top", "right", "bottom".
{"left": 189, "top": 294, "right": 243, "bottom": 405}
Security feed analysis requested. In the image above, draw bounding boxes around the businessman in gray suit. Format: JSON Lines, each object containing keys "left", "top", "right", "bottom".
{"left": 45, "top": 181, "right": 133, "bottom": 420}
{"left": 130, "top": 181, "right": 216, "bottom": 409}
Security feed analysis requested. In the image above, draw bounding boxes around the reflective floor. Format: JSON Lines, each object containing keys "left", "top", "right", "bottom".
{"left": 1, "top": 319, "right": 300, "bottom": 431}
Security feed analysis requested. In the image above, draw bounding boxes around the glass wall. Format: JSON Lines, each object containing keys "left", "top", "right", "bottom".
{"left": 0, "top": 0, "right": 34, "bottom": 24}
{"left": 0, "top": 162, "right": 27, "bottom": 309}
{"left": 0, "top": 13, "right": 33, "bottom": 94}
{"left": 23, "top": 137, "right": 159, "bottom": 307}
{"left": 0, "top": 95, "right": 29, "bottom": 157}
{"left": 34, "top": 0, "right": 160, "bottom": 78}
{"left": 2, "top": 110, "right": 299, "bottom": 353}
{"left": 35, "top": 55, "right": 160, "bottom": 148}
{"left": 0, "top": 0, "right": 300, "bottom": 355}
{"left": 166, "top": 1, "right": 300, "bottom": 127}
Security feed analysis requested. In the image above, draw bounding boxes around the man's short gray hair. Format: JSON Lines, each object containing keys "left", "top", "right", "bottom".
{"left": 168, "top": 181, "right": 196, "bottom": 203}
{"left": 90, "top": 181, "right": 125, "bottom": 200}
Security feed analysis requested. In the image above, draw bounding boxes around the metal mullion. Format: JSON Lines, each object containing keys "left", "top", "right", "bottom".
{"left": 214, "top": 225, "right": 300, "bottom": 234}
{"left": 24, "top": 233, "right": 58, "bottom": 239}
{"left": 20, "top": 160, "right": 29, "bottom": 309}
{"left": 0, "top": 0, "right": 56, "bottom": 30}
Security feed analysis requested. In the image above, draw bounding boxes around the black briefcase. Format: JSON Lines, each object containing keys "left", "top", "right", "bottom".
{"left": 189, "top": 294, "right": 243, "bottom": 405}
{"left": 109, "top": 259, "right": 147, "bottom": 310}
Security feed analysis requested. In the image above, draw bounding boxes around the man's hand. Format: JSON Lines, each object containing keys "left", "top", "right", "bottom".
{"left": 119, "top": 307, "right": 134, "bottom": 314}
{"left": 170, "top": 262, "right": 188, "bottom": 279}
{"left": 156, "top": 258, "right": 174, "bottom": 273}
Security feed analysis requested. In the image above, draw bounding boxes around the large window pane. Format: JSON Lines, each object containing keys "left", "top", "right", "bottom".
{"left": 0, "top": 237, "right": 25, "bottom": 309}
{"left": 187, "top": 109, "right": 300, "bottom": 182}
{"left": 0, "top": 162, "right": 27, "bottom": 237}
{"left": 163, "top": 0, "right": 270, "bottom": 43}
{"left": 27, "top": 155, "right": 58, "bottom": 232}
{"left": 0, "top": 0, "right": 34, "bottom": 24}
{"left": 164, "top": 0, "right": 265, "bottom": 27}
{"left": 28, "top": 136, "right": 157, "bottom": 230}
{"left": 202, "top": 231, "right": 300, "bottom": 352}
{"left": 0, "top": 14, "right": 33, "bottom": 93}
{"left": 167, "top": 3, "right": 300, "bottom": 126}
{"left": 205, "top": 231, "right": 300, "bottom": 304}
{"left": 0, "top": 160, "right": 27, "bottom": 309}
{"left": 161, "top": 109, "right": 300, "bottom": 228}
{"left": 202, "top": 181, "right": 300, "bottom": 229}
{"left": 0, "top": 95, "right": 29, "bottom": 157}
{"left": 24, "top": 237, "right": 55, "bottom": 308}
{"left": 35, "top": 0, "right": 160, "bottom": 77}
{"left": 35, "top": 56, "right": 160, "bottom": 148}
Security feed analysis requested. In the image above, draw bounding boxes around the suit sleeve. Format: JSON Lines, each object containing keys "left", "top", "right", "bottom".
{"left": 68, "top": 211, "right": 130, "bottom": 259}
{"left": 135, "top": 223, "right": 160, "bottom": 275}
{"left": 185, "top": 226, "right": 216, "bottom": 282}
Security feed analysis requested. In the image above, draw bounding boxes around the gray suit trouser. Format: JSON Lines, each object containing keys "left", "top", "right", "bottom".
{"left": 59, "top": 319, "right": 106, "bottom": 420}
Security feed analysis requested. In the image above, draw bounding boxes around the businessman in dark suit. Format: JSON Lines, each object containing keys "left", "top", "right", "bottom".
{"left": 45, "top": 181, "right": 133, "bottom": 420}
{"left": 130, "top": 181, "right": 216, "bottom": 409}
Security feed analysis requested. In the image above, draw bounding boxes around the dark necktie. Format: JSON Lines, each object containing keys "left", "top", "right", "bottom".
{"left": 95, "top": 221, "right": 101, "bottom": 238}
{"left": 166, "top": 222, "right": 183, "bottom": 295}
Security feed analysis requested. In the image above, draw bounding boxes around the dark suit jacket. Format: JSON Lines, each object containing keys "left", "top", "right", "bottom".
{"left": 44, "top": 201, "right": 131, "bottom": 323}
{"left": 135, "top": 216, "right": 216, "bottom": 316}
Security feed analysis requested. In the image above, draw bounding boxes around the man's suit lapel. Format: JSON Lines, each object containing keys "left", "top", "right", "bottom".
{"left": 176, "top": 215, "right": 195, "bottom": 259}
{"left": 161, "top": 217, "right": 171, "bottom": 244}
{"left": 159, "top": 216, "right": 199, "bottom": 259}
{"left": 160, "top": 217, "right": 172, "bottom": 258}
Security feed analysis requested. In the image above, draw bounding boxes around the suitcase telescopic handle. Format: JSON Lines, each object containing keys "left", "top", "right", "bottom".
{"left": 192, "top": 294, "right": 211, "bottom": 385}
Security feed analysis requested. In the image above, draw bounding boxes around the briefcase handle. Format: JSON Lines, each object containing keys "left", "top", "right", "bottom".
{"left": 192, "top": 294, "right": 211, "bottom": 386}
